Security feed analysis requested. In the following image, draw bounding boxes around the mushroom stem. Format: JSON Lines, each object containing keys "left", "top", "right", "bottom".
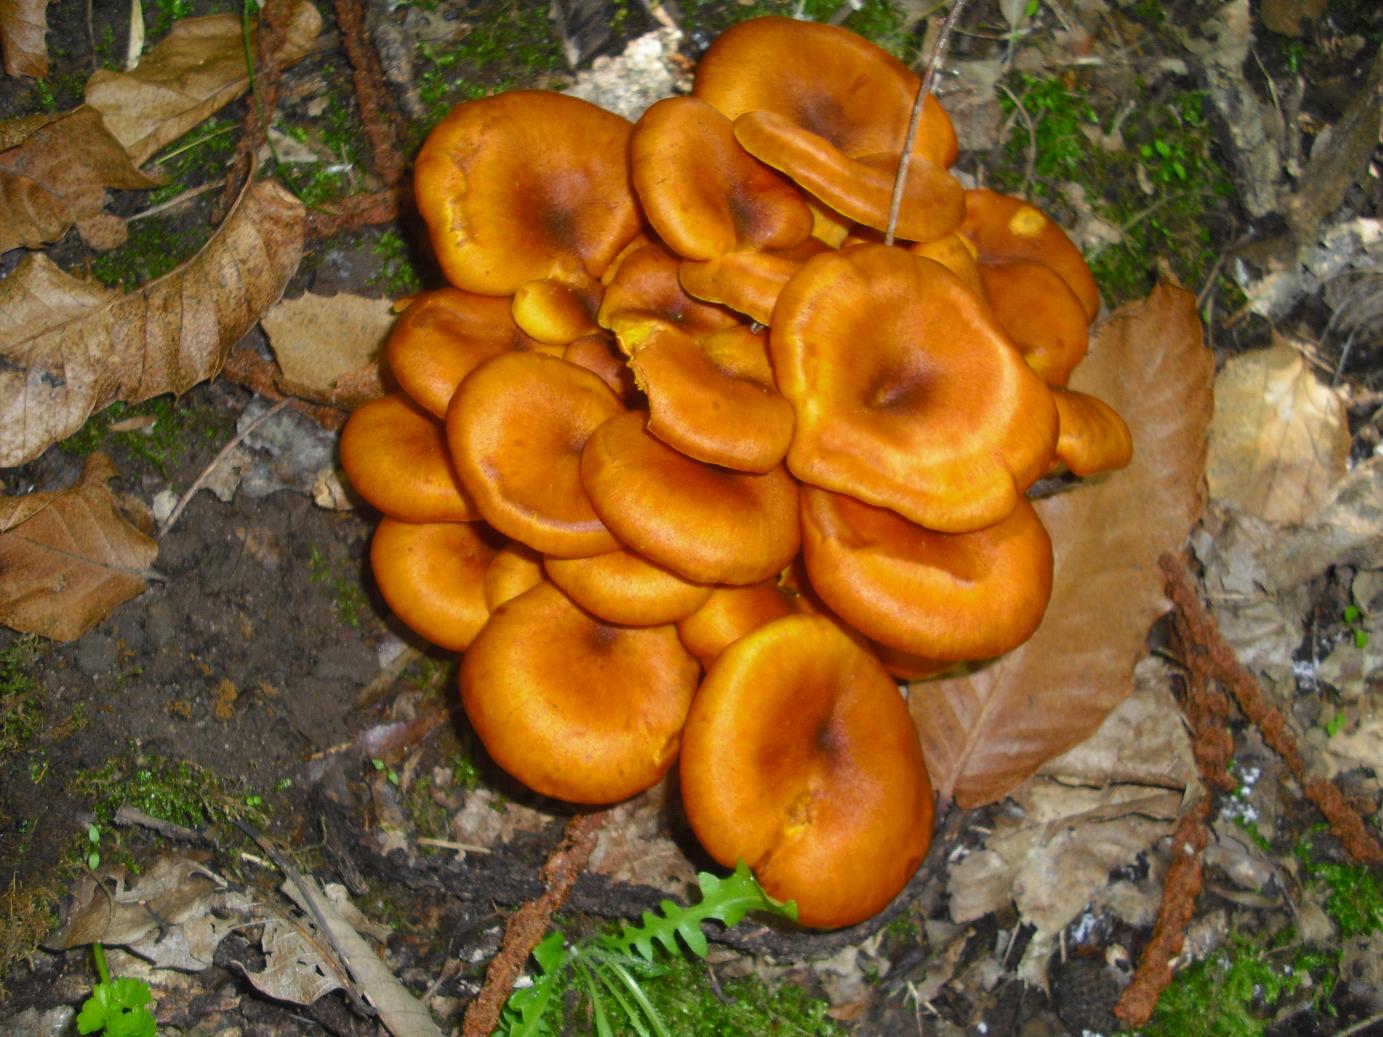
{"left": 885, "top": 0, "right": 970, "bottom": 246}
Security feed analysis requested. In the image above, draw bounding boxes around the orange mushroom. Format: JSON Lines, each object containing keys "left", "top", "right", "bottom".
{"left": 597, "top": 242, "right": 741, "bottom": 340}
{"left": 447, "top": 352, "right": 624, "bottom": 557}
{"left": 770, "top": 245, "right": 1058, "bottom": 533}
{"left": 581, "top": 411, "right": 801, "bottom": 585}
{"left": 630, "top": 96, "right": 814, "bottom": 260}
{"left": 483, "top": 541, "right": 545, "bottom": 610}
{"left": 977, "top": 259, "right": 1090, "bottom": 386}
{"left": 680, "top": 614, "right": 934, "bottom": 928}
{"left": 1053, "top": 387, "right": 1134, "bottom": 475}
{"left": 414, "top": 90, "right": 642, "bottom": 295}
{"left": 678, "top": 240, "right": 826, "bottom": 326}
{"left": 799, "top": 485, "right": 1054, "bottom": 661}
{"left": 461, "top": 581, "right": 701, "bottom": 804}
{"left": 511, "top": 274, "right": 604, "bottom": 345}
{"left": 544, "top": 546, "right": 713, "bottom": 626}
{"left": 386, "top": 288, "right": 543, "bottom": 419}
{"left": 675, "top": 578, "right": 795, "bottom": 669}
{"left": 340, "top": 392, "right": 480, "bottom": 523}
{"left": 370, "top": 518, "right": 498, "bottom": 651}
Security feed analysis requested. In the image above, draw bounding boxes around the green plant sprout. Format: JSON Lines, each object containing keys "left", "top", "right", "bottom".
{"left": 498, "top": 862, "right": 801, "bottom": 1036}
{"left": 86, "top": 824, "right": 102, "bottom": 870}
{"left": 1342, "top": 603, "right": 1369, "bottom": 649}
{"left": 371, "top": 758, "right": 400, "bottom": 786}
{"left": 77, "top": 942, "right": 158, "bottom": 1037}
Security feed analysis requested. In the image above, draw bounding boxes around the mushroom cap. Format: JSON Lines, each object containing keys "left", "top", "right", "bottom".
{"left": 680, "top": 613, "right": 934, "bottom": 928}
{"left": 563, "top": 332, "right": 639, "bottom": 402}
{"left": 370, "top": 518, "right": 498, "bottom": 651}
{"left": 461, "top": 581, "right": 701, "bottom": 804}
{"left": 622, "top": 319, "right": 795, "bottom": 473}
{"left": 770, "top": 245, "right": 1058, "bottom": 533}
{"left": 581, "top": 411, "right": 801, "bottom": 585}
{"left": 414, "top": 90, "right": 642, "bottom": 294}
{"left": 340, "top": 392, "right": 481, "bottom": 523}
{"left": 511, "top": 274, "right": 604, "bottom": 345}
{"left": 908, "top": 233, "right": 984, "bottom": 296}
{"left": 1053, "top": 387, "right": 1134, "bottom": 475}
{"left": 630, "top": 96, "right": 814, "bottom": 260}
{"left": 676, "top": 578, "right": 795, "bottom": 668}
{"left": 978, "top": 259, "right": 1090, "bottom": 387}
{"left": 544, "top": 546, "right": 713, "bottom": 626}
{"left": 960, "top": 189, "right": 1100, "bottom": 321}
{"left": 598, "top": 243, "right": 741, "bottom": 340}
{"left": 678, "top": 246, "right": 819, "bottom": 326}
{"left": 483, "top": 541, "right": 544, "bottom": 610}
{"left": 733, "top": 111, "right": 965, "bottom": 242}
{"left": 694, "top": 16, "right": 957, "bottom": 168}
{"left": 799, "top": 485, "right": 1054, "bottom": 661}
{"left": 385, "top": 288, "right": 541, "bottom": 419}
{"left": 447, "top": 352, "right": 624, "bottom": 557}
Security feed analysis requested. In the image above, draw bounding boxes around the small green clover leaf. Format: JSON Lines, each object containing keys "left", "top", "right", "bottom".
{"left": 77, "top": 975, "right": 156, "bottom": 1037}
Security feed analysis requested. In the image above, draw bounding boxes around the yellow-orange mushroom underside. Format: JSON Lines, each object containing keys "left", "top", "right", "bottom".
{"left": 770, "top": 245, "right": 1058, "bottom": 533}
{"left": 447, "top": 352, "right": 623, "bottom": 557}
{"left": 680, "top": 614, "right": 934, "bottom": 928}
{"left": 581, "top": 411, "right": 801, "bottom": 585}
{"left": 414, "top": 90, "right": 641, "bottom": 295}
{"left": 799, "top": 486, "right": 1054, "bottom": 661}
{"left": 461, "top": 581, "right": 701, "bottom": 804}
{"left": 370, "top": 518, "right": 497, "bottom": 651}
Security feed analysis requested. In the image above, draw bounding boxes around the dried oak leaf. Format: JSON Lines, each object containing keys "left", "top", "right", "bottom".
{"left": 911, "top": 282, "right": 1213, "bottom": 808}
{"left": 0, "top": 106, "right": 162, "bottom": 253}
{"left": 85, "top": 2, "right": 323, "bottom": 166}
{"left": 0, "top": 0, "right": 49, "bottom": 77}
{"left": 0, "top": 178, "right": 304, "bottom": 468}
{"left": 0, "top": 453, "right": 158, "bottom": 641}
{"left": 260, "top": 291, "right": 391, "bottom": 408}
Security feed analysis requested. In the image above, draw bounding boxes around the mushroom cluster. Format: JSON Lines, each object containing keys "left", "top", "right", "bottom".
{"left": 340, "top": 16, "right": 1132, "bottom": 929}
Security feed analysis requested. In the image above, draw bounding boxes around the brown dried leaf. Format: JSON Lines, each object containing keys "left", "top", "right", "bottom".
{"left": 0, "top": 0, "right": 49, "bottom": 77}
{"left": 0, "top": 106, "right": 161, "bottom": 253}
{"left": 260, "top": 291, "right": 391, "bottom": 408}
{"left": 1206, "top": 335, "right": 1350, "bottom": 524}
{"left": 0, "top": 178, "right": 304, "bottom": 468}
{"left": 911, "top": 283, "right": 1213, "bottom": 807}
{"left": 85, "top": 3, "right": 323, "bottom": 166}
{"left": 0, "top": 453, "right": 158, "bottom": 641}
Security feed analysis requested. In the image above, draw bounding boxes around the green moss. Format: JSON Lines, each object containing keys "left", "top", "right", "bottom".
{"left": 149, "top": 117, "right": 239, "bottom": 204}
{"left": 307, "top": 543, "right": 366, "bottom": 629}
{"left": 59, "top": 396, "right": 231, "bottom": 477}
{"left": 90, "top": 213, "right": 216, "bottom": 291}
{"left": 71, "top": 753, "right": 269, "bottom": 831}
{"left": 370, "top": 229, "right": 424, "bottom": 297}
{"left": 1295, "top": 835, "right": 1383, "bottom": 939}
{"left": 995, "top": 75, "right": 1234, "bottom": 305}
{"left": 0, "top": 637, "right": 43, "bottom": 758}
{"left": 148, "top": 0, "right": 198, "bottom": 37}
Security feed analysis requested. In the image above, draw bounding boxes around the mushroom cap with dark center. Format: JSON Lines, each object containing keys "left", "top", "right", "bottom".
{"left": 693, "top": 16, "right": 957, "bottom": 168}
{"left": 621, "top": 319, "right": 795, "bottom": 473}
{"left": 340, "top": 392, "right": 481, "bottom": 523}
{"left": 462, "top": 580, "right": 701, "bottom": 804}
{"left": 386, "top": 288, "right": 543, "bottom": 419}
{"left": 799, "top": 485, "right": 1054, "bottom": 661}
{"left": 370, "top": 518, "right": 498, "bottom": 651}
{"left": 544, "top": 546, "right": 714, "bottom": 626}
{"left": 770, "top": 245, "right": 1058, "bottom": 533}
{"left": 680, "top": 613, "right": 934, "bottom": 928}
{"left": 960, "top": 189, "right": 1100, "bottom": 321}
{"left": 414, "top": 91, "right": 642, "bottom": 295}
{"left": 581, "top": 411, "right": 801, "bottom": 585}
{"left": 630, "top": 96, "right": 814, "bottom": 261}
{"left": 447, "top": 352, "right": 624, "bottom": 557}
{"left": 733, "top": 111, "right": 965, "bottom": 243}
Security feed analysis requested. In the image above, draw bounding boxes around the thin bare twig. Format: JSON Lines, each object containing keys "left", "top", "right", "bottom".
{"left": 885, "top": 0, "right": 969, "bottom": 246}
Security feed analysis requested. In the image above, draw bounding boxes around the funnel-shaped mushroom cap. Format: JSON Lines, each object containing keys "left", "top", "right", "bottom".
{"left": 622, "top": 319, "right": 795, "bottom": 473}
{"left": 631, "top": 96, "right": 814, "bottom": 260}
{"left": 694, "top": 16, "right": 957, "bottom": 168}
{"left": 483, "top": 541, "right": 544, "bottom": 610}
{"left": 680, "top": 614, "right": 934, "bottom": 928}
{"left": 978, "top": 259, "right": 1090, "bottom": 387}
{"left": 1053, "top": 388, "right": 1134, "bottom": 475}
{"left": 341, "top": 393, "right": 481, "bottom": 523}
{"left": 462, "top": 581, "right": 701, "bottom": 804}
{"left": 545, "top": 546, "right": 713, "bottom": 626}
{"left": 581, "top": 411, "right": 801, "bottom": 585}
{"left": 371, "top": 518, "right": 498, "bottom": 651}
{"left": 960, "top": 189, "right": 1100, "bottom": 321}
{"left": 676, "top": 579, "right": 795, "bottom": 669}
{"left": 447, "top": 352, "right": 624, "bottom": 557}
{"left": 800, "top": 486, "right": 1053, "bottom": 661}
{"left": 598, "top": 243, "right": 741, "bottom": 339}
{"left": 386, "top": 289, "right": 542, "bottom": 419}
{"left": 415, "top": 91, "right": 642, "bottom": 294}
{"left": 771, "top": 245, "right": 1058, "bottom": 533}
{"left": 733, "top": 112, "right": 965, "bottom": 242}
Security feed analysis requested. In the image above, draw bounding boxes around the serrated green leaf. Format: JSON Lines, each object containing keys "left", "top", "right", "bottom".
{"left": 76, "top": 992, "right": 109, "bottom": 1035}
{"left": 500, "top": 931, "right": 567, "bottom": 1037}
